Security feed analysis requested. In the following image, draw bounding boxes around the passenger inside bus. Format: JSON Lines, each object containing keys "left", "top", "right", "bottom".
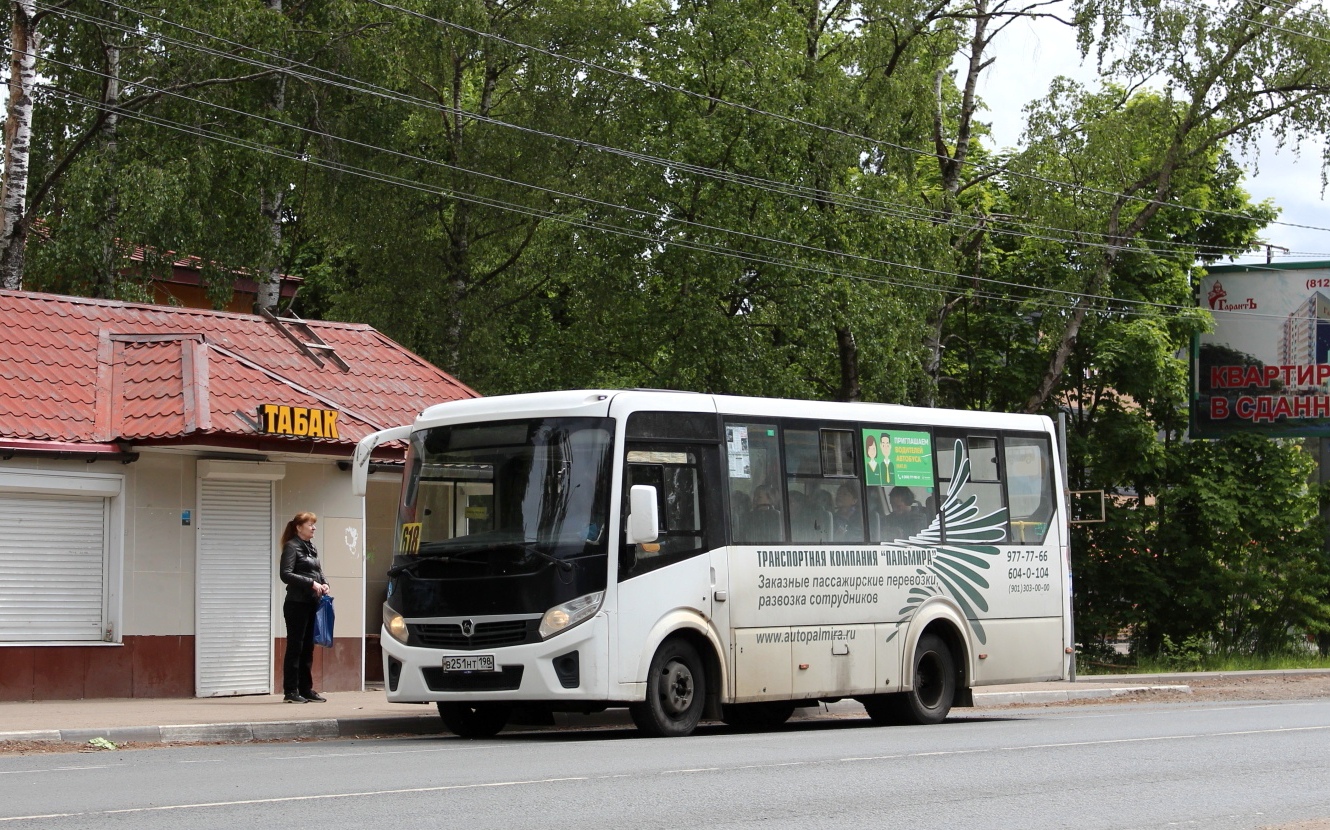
{"left": 789, "top": 487, "right": 833, "bottom": 542}
{"left": 880, "top": 485, "right": 927, "bottom": 540}
{"left": 743, "top": 483, "right": 784, "bottom": 542}
{"left": 730, "top": 489, "right": 751, "bottom": 534}
{"left": 832, "top": 482, "right": 864, "bottom": 542}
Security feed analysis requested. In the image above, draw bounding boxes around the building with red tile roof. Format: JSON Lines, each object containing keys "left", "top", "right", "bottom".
{"left": 0, "top": 289, "right": 479, "bottom": 701}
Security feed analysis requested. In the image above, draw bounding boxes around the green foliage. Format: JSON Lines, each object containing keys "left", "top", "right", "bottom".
{"left": 8, "top": 0, "right": 1330, "bottom": 660}
{"left": 18, "top": 0, "right": 364, "bottom": 305}
{"left": 1075, "top": 435, "right": 1330, "bottom": 659}
{"left": 1157, "top": 634, "right": 1209, "bottom": 673}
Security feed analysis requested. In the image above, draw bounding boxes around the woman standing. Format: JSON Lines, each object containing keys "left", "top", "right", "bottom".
{"left": 279, "top": 511, "right": 330, "bottom": 703}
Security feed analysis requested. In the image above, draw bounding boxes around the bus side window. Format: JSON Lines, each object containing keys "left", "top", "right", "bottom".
{"left": 1005, "top": 435, "right": 1054, "bottom": 544}
{"left": 864, "top": 426, "right": 937, "bottom": 543}
{"left": 620, "top": 447, "right": 707, "bottom": 579}
{"left": 726, "top": 422, "right": 785, "bottom": 544}
{"left": 784, "top": 428, "right": 859, "bottom": 543}
{"left": 935, "top": 433, "right": 1006, "bottom": 544}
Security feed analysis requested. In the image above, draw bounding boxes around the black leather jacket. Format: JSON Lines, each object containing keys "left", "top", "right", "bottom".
{"left": 280, "top": 538, "right": 328, "bottom": 604}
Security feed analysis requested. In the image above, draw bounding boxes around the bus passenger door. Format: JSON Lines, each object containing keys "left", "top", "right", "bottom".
{"left": 615, "top": 442, "right": 726, "bottom": 685}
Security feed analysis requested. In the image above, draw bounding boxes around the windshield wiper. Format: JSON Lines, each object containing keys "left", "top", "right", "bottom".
{"left": 388, "top": 542, "right": 573, "bottom": 576}
{"left": 386, "top": 548, "right": 484, "bottom": 577}
{"left": 387, "top": 557, "right": 443, "bottom": 578}
{"left": 516, "top": 542, "right": 574, "bottom": 573}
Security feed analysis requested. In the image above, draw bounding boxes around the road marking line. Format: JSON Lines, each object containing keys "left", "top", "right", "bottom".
{"left": 0, "top": 765, "right": 111, "bottom": 776}
{"left": 0, "top": 776, "right": 588, "bottom": 822}
{"left": 4, "top": 720, "right": 1327, "bottom": 820}
{"left": 662, "top": 767, "right": 719, "bottom": 774}
{"left": 833, "top": 723, "right": 1330, "bottom": 762}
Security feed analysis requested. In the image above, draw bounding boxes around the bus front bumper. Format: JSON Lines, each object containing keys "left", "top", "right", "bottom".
{"left": 380, "top": 614, "right": 608, "bottom": 703}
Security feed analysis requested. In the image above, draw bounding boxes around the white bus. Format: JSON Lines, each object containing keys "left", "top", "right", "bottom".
{"left": 352, "top": 390, "right": 1071, "bottom": 738}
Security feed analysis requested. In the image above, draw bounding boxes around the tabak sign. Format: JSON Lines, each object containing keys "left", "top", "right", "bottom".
{"left": 257, "top": 404, "right": 341, "bottom": 439}
{"left": 1194, "top": 265, "right": 1330, "bottom": 437}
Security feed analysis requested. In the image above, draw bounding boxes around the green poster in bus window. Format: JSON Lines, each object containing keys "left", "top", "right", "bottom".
{"left": 863, "top": 429, "right": 934, "bottom": 487}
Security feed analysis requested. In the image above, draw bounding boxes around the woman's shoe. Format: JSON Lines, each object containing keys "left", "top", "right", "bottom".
{"left": 301, "top": 690, "right": 327, "bottom": 702}
{"left": 283, "top": 692, "right": 309, "bottom": 703}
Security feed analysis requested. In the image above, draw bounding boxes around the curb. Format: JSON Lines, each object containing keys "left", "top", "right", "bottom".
{"left": 971, "top": 684, "right": 1191, "bottom": 707}
{"left": 0, "top": 715, "right": 444, "bottom": 747}
{"left": 0, "top": 684, "right": 1190, "bottom": 747}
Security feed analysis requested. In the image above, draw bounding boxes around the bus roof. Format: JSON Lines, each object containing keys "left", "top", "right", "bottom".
{"left": 414, "top": 389, "right": 1053, "bottom": 434}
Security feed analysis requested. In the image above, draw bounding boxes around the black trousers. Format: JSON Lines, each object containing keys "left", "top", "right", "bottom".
{"left": 282, "top": 598, "right": 319, "bottom": 694}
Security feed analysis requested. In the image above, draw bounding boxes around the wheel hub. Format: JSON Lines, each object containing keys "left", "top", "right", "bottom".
{"left": 662, "top": 660, "right": 694, "bottom": 714}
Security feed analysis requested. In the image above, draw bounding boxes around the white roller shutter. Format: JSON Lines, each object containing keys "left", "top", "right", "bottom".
{"left": 196, "top": 479, "right": 273, "bottom": 697}
{"left": 0, "top": 493, "right": 108, "bottom": 642}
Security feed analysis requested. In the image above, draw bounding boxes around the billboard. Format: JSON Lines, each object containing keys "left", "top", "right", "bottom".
{"left": 1193, "top": 262, "right": 1330, "bottom": 437}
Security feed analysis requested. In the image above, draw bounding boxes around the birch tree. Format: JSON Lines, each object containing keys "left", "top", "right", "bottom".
{"left": 1, "top": 0, "right": 42, "bottom": 289}
{"left": 1017, "top": 0, "right": 1330, "bottom": 413}
{"left": 0, "top": 0, "right": 366, "bottom": 304}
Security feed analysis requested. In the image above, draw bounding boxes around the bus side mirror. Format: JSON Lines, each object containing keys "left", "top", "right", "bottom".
{"left": 351, "top": 425, "right": 413, "bottom": 496}
{"left": 625, "top": 485, "right": 660, "bottom": 544}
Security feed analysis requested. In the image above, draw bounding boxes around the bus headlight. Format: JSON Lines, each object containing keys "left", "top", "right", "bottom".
{"left": 383, "top": 604, "right": 408, "bottom": 643}
{"left": 539, "top": 592, "right": 603, "bottom": 639}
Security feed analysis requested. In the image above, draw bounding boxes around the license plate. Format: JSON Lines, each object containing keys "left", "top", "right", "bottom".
{"left": 442, "top": 654, "right": 495, "bottom": 672}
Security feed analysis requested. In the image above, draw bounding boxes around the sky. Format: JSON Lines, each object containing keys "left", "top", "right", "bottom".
{"left": 976, "top": 12, "right": 1330, "bottom": 267}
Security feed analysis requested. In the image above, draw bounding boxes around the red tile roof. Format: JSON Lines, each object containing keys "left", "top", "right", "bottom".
{"left": 0, "top": 289, "right": 478, "bottom": 453}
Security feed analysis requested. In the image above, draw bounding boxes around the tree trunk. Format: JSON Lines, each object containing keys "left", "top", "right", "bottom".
{"left": 1, "top": 0, "right": 40, "bottom": 290}
{"left": 934, "top": 0, "right": 990, "bottom": 200}
{"left": 921, "top": 0, "right": 993, "bottom": 399}
{"left": 257, "top": 181, "right": 285, "bottom": 313}
{"left": 835, "top": 325, "right": 861, "bottom": 402}
{"left": 95, "top": 12, "right": 122, "bottom": 298}
{"left": 256, "top": 0, "right": 285, "bottom": 314}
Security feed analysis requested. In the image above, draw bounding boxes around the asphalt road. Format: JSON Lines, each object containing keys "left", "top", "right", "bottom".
{"left": 1, "top": 698, "right": 1328, "bottom": 830}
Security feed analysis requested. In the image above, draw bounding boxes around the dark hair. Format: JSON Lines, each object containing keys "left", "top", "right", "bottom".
{"left": 280, "top": 511, "right": 317, "bottom": 546}
{"left": 888, "top": 486, "right": 914, "bottom": 507}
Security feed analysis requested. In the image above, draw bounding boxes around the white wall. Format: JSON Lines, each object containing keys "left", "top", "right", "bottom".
{"left": 1, "top": 451, "right": 392, "bottom": 643}
{"left": 124, "top": 452, "right": 196, "bottom": 636}
{"left": 276, "top": 460, "right": 367, "bottom": 639}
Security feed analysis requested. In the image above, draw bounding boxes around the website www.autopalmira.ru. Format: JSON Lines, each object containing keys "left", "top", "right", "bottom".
{"left": 755, "top": 627, "right": 857, "bottom": 645}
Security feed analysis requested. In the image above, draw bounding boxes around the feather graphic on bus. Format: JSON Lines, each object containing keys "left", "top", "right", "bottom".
{"left": 885, "top": 439, "right": 1006, "bottom": 644}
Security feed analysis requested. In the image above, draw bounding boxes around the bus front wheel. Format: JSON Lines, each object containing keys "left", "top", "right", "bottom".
{"left": 437, "top": 702, "right": 511, "bottom": 738}
{"left": 862, "top": 633, "right": 956, "bottom": 726}
{"left": 630, "top": 638, "right": 706, "bottom": 737}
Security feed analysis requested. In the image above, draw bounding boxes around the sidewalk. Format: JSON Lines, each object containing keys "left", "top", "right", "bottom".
{"left": 0, "top": 676, "right": 1192, "bottom": 747}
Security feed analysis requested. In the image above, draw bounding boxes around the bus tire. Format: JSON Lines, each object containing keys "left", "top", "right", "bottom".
{"left": 630, "top": 638, "right": 706, "bottom": 737}
{"left": 893, "top": 633, "right": 958, "bottom": 725}
{"left": 437, "top": 702, "right": 511, "bottom": 738}
{"left": 720, "top": 701, "right": 796, "bottom": 731}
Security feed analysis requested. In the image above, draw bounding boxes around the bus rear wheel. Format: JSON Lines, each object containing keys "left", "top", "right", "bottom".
{"left": 630, "top": 638, "right": 706, "bottom": 737}
{"left": 721, "top": 701, "right": 796, "bottom": 731}
{"left": 437, "top": 702, "right": 511, "bottom": 738}
{"left": 869, "top": 633, "right": 957, "bottom": 726}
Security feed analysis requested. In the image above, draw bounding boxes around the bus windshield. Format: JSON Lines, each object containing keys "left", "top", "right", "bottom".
{"left": 399, "top": 417, "right": 615, "bottom": 575}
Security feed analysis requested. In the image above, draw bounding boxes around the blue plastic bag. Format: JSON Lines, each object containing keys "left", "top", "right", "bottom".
{"left": 313, "top": 594, "right": 335, "bottom": 648}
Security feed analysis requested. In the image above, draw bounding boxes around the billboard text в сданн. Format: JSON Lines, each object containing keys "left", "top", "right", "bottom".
{"left": 1194, "top": 264, "right": 1330, "bottom": 437}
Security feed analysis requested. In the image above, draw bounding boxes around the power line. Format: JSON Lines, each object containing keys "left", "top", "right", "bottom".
{"left": 39, "top": 46, "right": 1256, "bottom": 321}
{"left": 66, "top": 0, "right": 1278, "bottom": 263}
{"left": 44, "top": 82, "right": 1233, "bottom": 325}
{"left": 359, "top": 0, "right": 1330, "bottom": 237}
{"left": 1170, "top": 0, "right": 1330, "bottom": 48}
